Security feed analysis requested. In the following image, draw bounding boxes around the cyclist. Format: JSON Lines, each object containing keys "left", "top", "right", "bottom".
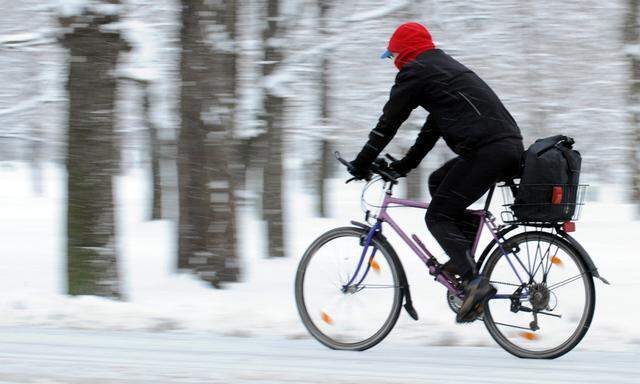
{"left": 348, "top": 22, "right": 524, "bottom": 322}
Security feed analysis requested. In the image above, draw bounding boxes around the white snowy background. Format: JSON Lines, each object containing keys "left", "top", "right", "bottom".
{"left": 1, "top": 1, "right": 640, "bottom": 381}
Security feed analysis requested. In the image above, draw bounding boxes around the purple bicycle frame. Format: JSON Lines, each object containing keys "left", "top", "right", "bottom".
{"left": 344, "top": 192, "right": 528, "bottom": 300}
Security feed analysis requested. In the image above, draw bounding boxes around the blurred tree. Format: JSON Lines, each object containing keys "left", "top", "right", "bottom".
{"left": 625, "top": 0, "right": 640, "bottom": 206}
{"left": 208, "top": 0, "right": 240, "bottom": 282}
{"left": 260, "top": 0, "right": 286, "bottom": 257}
{"left": 60, "top": 4, "right": 128, "bottom": 298}
{"left": 142, "top": 81, "right": 162, "bottom": 220}
{"left": 29, "top": 128, "right": 44, "bottom": 196}
{"left": 316, "top": 0, "right": 333, "bottom": 217}
{"left": 116, "top": 76, "right": 162, "bottom": 220}
{"left": 177, "top": 0, "right": 239, "bottom": 285}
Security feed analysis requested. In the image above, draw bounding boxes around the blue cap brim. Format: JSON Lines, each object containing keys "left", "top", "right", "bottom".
{"left": 380, "top": 49, "right": 393, "bottom": 59}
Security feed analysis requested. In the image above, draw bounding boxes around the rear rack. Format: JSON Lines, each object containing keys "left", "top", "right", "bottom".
{"left": 499, "top": 183, "right": 588, "bottom": 225}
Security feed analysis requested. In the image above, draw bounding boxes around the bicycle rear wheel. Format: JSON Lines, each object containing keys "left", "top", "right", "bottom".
{"left": 482, "top": 231, "right": 595, "bottom": 359}
{"left": 295, "top": 226, "right": 403, "bottom": 351}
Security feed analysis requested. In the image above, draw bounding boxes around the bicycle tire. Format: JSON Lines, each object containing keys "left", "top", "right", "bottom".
{"left": 482, "top": 231, "right": 596, "bottom": 359}
{"left": 295, "top": 226, "right": 403, "bottom": 351}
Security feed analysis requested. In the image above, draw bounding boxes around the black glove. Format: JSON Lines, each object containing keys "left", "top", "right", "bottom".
{"left": 389, "top": 159, "right": 410, "bottom": 178}
{"left": 347, "top": 160, "right": 371, "bottom": 180}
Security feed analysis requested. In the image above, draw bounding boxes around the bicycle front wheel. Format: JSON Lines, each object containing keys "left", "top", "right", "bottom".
{"left": 295, "top": 226, "right": 403, "bottom": 351}
{"left": 482, "top": 231, "right": 595, "bottom": 359}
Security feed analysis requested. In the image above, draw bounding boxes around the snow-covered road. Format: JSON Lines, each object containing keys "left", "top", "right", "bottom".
{"left": 0, "top": 327, "right": 638, "bottom": 384}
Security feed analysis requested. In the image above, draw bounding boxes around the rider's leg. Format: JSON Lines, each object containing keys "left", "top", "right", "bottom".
{"left": 425, "top": 188, "right": 484, "bottom": 280}
{"left": 425, "top": 139, "right": 523, "bottom": 321}
{"left": 426, "top": 139, "right": 523, "bottom": 273}
{"left": 428, "top": 157, "right": 469, "bottom": 275}
{"left": 428, "top": 157, "right": 459, "bottom": 198}
{"left": 429, "top": 159, "right": 482, "bottom": 247}
{"left": 425, "top": 157, "right": 503, "bottom": 278}
{"left": 428, "top": 158, "right": 474, "bottom": 277}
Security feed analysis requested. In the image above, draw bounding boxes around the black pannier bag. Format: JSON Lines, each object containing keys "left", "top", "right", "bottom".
{"left": 511, "top": 135, "right": 582, "bottom": 222}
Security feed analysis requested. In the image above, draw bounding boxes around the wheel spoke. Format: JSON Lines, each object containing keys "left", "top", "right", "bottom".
{"left": 547, "top": 273, "right": 587, "bottom": 291}
{"left": 543, "top": 243, "right": 562, "bottom": 283}
{"left": 488, "top": 320, "right": 533, "bottom": 331}
{"left": 357, "top": 284, "right": 401, "bottom": 289}
{"left": 489, "top": 280, "right": 521, "bottom": 287}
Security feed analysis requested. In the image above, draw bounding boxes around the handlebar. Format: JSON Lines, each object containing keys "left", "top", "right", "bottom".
{"left": 334, "top": 151, "right": 399, "bottom": 184}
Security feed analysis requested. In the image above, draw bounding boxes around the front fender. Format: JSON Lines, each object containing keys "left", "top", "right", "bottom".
{"left": 350, "top": 221, "right": 419, "bottom": 320}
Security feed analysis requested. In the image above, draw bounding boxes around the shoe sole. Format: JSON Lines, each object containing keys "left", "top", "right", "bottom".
{"left": 456, "top": 287, "right": 497, "bottom": 323}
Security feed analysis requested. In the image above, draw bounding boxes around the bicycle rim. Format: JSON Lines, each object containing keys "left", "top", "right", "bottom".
{"left": 482, "top": 231, "right": 595, "bottom": 359}
{"left": 295, "top": 227, "right": 403, "bottom": 351}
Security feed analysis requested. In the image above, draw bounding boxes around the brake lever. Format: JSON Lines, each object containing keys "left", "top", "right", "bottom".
{"left": 383, "top": 173, "right": 399, "bottom": 184}
{"left": 385, "top": 153, "right": 398, "bottom": 162}
{"left": 345, "top": 177, "right": 357, "bottom": 184}
{"left": 375, "top": 168, "right": 398, "bottom": 184}
{"left": 334, "top": 151, "right": 350, "bottom": 167}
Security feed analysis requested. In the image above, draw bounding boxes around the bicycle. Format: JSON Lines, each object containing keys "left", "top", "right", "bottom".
{"left": 295, "top": 151, "right": 609, "bottom": 359}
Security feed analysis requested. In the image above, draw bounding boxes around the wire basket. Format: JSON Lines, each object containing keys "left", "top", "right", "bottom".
{"left": 499, "top": 183, "right": 588, "bottom": 224}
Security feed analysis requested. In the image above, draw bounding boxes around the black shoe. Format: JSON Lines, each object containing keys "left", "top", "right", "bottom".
{"left": 456, "top": 275, "right": 496, "bottom": 323}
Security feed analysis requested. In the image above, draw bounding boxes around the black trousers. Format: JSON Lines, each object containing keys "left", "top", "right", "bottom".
{"left": 425, "top": 138, "right": 524, "bottom": 278}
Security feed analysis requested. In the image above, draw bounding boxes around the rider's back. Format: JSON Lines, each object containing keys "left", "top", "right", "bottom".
{"left": 402, "top": 49, "right": 522, "bottom": 156}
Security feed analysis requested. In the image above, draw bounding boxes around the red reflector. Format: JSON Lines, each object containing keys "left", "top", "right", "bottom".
{"left": 563, "top": 221, "right": 576, "bottom": 232}
{"left": 552, "top": 186, "right": 563, "bottom": 204}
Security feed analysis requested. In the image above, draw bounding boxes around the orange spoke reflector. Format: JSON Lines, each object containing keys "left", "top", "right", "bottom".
{"left": 321, "top": 311, "right": 333, "bottom": 325}
{"left": 369, "top": 259, "right": 381, "bottom": 273}
{"left": 520, "top": 332, "right": 539, "bottom": 341}
{"left": 551, "top": 256, "right": 563, "bottom": 266}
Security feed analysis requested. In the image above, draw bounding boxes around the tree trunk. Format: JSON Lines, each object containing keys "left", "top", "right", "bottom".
{"left": 208, "top": 0, "right": 240, "bottom": 282}
{"left": 177, "top": 0, "right": 239, "bottom": 284}
{"left": 625, "top": 0, "right": 640, "bottom": 207}
{"left": 316, "top": 0, "right": 332, "bottom": 217}
{"left": 261, "top": 0, "right": 286, "bottom": 257}
{"left": 30, "top": 133, "right": 44, "bottom": 196}
{"left": 61, "top": 11, "right": 127, "bottom": 298}
{"left": 521, "top": 1, "right": 546, "bottom": 139}
{"left": 318, "top": 139, "right": 332, "bottom": 216}
{"left": 141, "top": 83, "right": 162, "bottom": 220}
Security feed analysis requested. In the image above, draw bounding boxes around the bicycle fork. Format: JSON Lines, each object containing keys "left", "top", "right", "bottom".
{"left": 341, "top": 221, "right": 382, "bottom": 293}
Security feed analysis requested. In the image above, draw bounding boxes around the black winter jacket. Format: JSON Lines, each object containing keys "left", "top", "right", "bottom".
{"left": 353, "top": 48, "right": 523, "bottom": 171}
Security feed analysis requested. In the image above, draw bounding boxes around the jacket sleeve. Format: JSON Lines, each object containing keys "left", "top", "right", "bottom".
{"left": 352, "top": 71, "right": 420, "bottom": 168}
{"left": 398, "top": 113, "right": 440, "bottom": 170}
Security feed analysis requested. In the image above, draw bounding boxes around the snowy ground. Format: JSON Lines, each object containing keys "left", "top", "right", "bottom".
{"left": 1, "top": 162, "right": 639, "bottom": 359}
{"left": 1, "top": 327, "right": 639, "bottom": 384}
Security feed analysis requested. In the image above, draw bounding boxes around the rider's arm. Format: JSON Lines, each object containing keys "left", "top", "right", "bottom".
{"left": 397, "top": 113, "right": 441, "bottom": 171}
{"left": 352, "top": 71, "right": 420, "bottom": 169}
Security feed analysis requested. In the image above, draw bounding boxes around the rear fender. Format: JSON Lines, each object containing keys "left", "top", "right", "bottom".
{"left": 556, "top": 230, "right": 610, "bottom": 285}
